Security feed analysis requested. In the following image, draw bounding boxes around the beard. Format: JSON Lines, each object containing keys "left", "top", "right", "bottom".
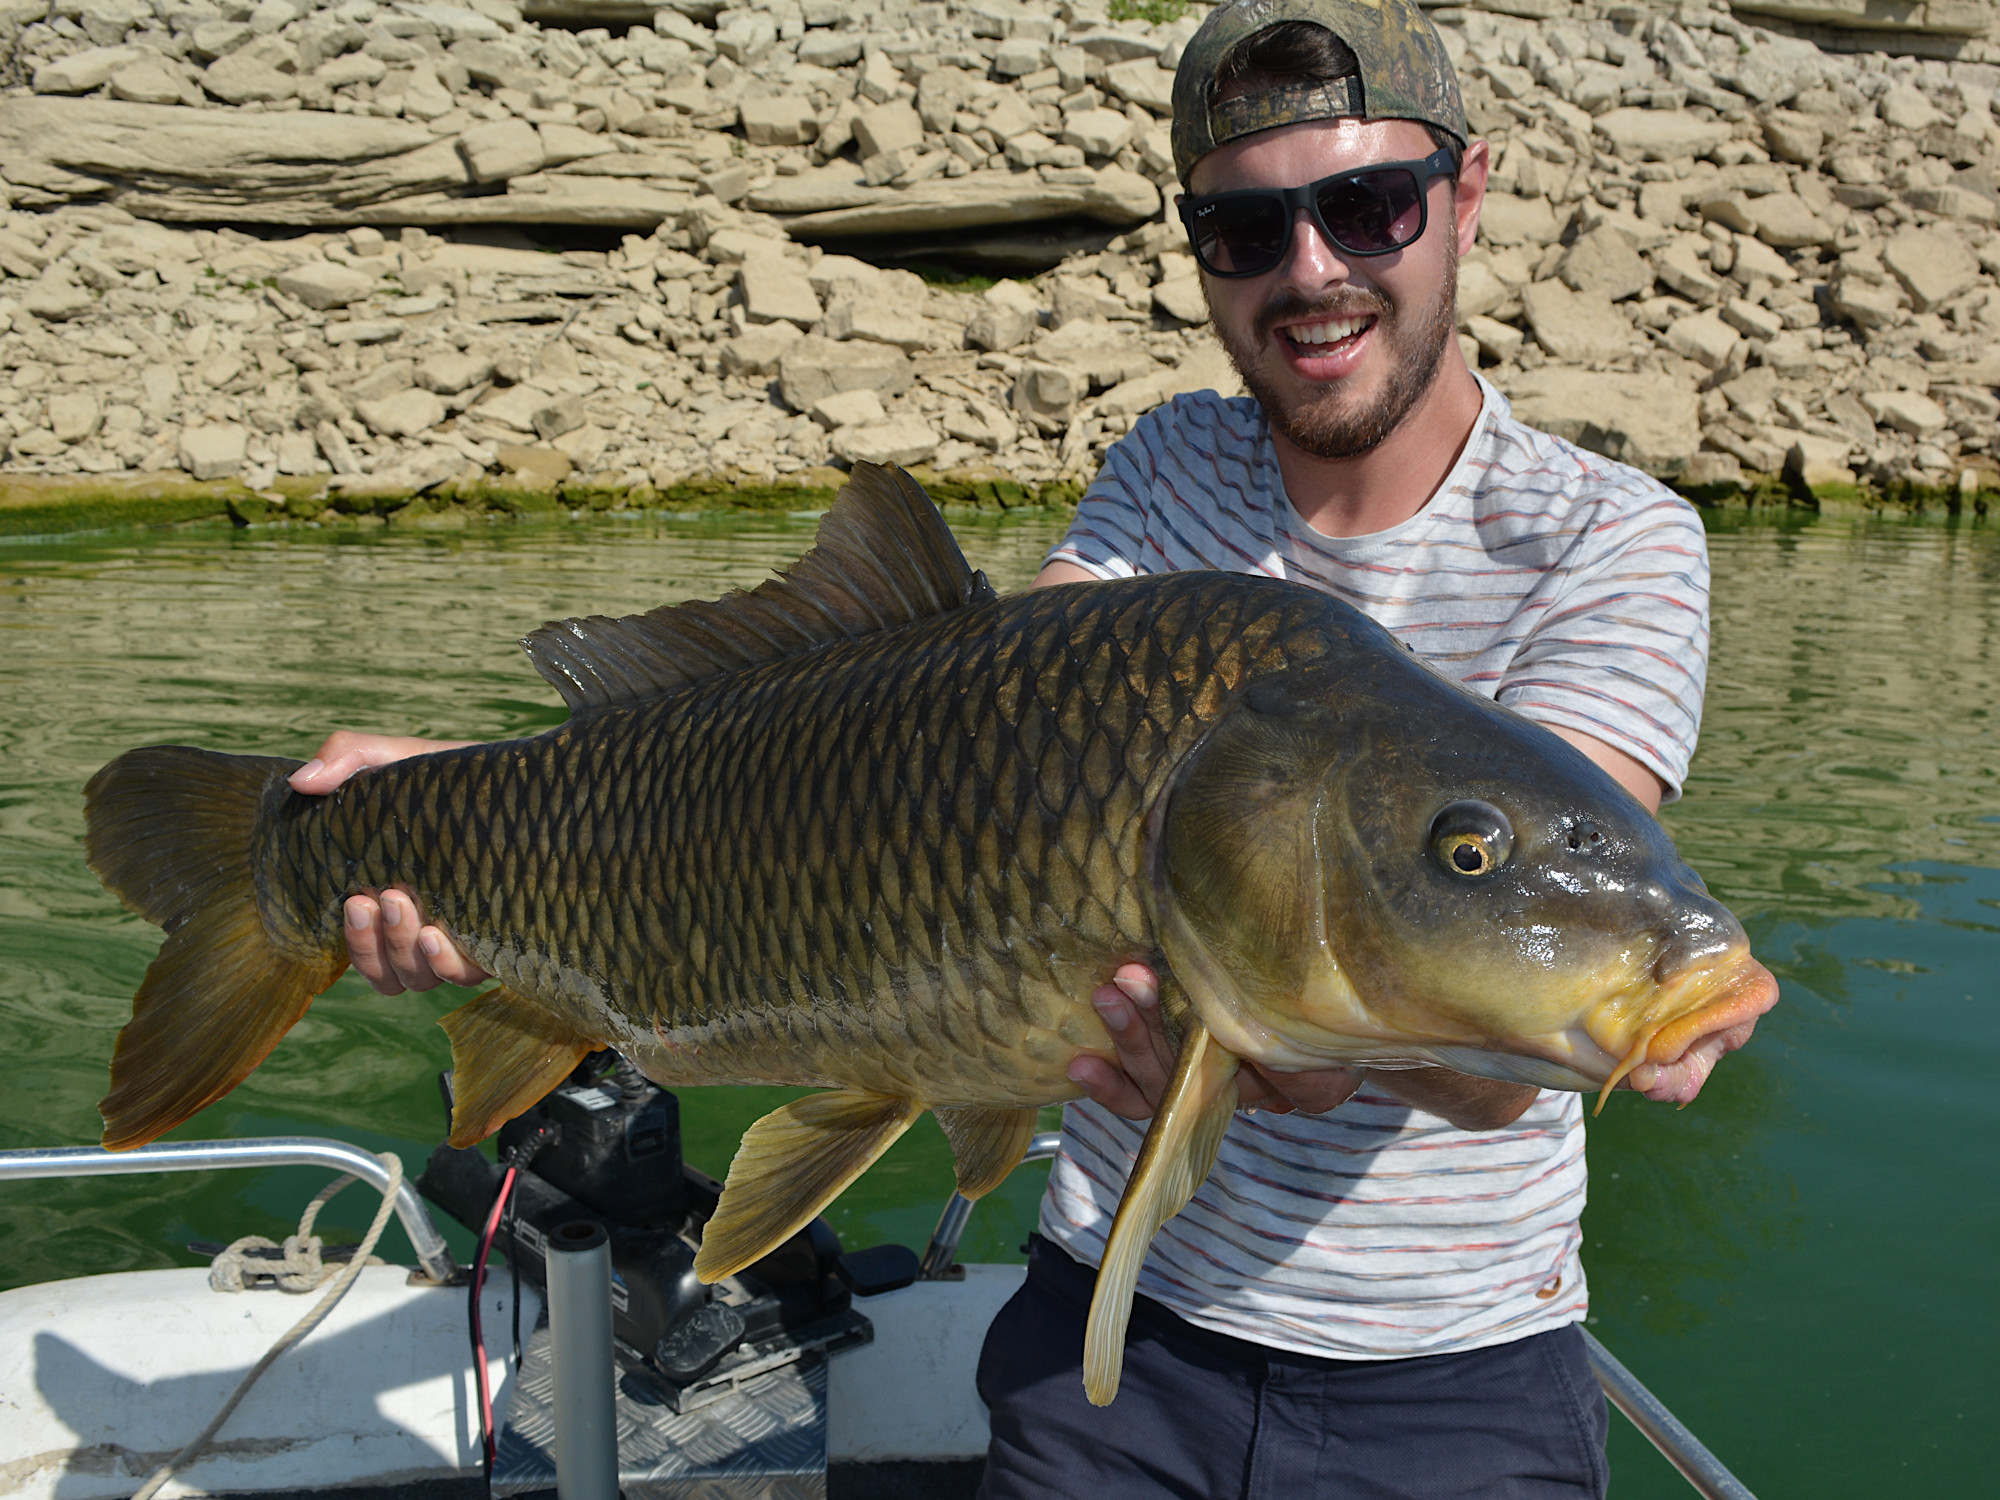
{"left": 1209, "top": 234, "right": 1459, "bottom": 461}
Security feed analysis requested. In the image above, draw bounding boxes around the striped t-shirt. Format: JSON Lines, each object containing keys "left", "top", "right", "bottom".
{"left": 1037, "top": 377, "right": 1712, "bottom": 1360}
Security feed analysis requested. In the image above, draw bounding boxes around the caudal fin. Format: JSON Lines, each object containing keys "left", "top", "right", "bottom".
{"left": 85, "top": 746, "right": 346, "bottom": 1151}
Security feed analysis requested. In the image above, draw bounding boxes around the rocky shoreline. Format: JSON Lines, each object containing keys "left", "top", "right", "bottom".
{"left": 1, "top": 0, "right": 1997, "bottom": 536}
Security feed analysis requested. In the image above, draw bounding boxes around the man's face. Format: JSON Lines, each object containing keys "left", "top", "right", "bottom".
{"left": 1187, "top": 118, "right": 1482, "bottom": 461}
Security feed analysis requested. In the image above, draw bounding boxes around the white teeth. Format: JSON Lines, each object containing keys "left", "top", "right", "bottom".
{"left": 1287, "top": 317, "right": 1369, "bottom": 346}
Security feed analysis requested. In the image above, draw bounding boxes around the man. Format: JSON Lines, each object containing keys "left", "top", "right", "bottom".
{"left": 298, "top": 2, "right": 1762, "bottom": 1492}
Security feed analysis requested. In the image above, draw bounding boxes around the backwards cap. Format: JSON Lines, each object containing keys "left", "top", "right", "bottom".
{"left": 1170, "top": 0, "right": 1468, "bottom": 185}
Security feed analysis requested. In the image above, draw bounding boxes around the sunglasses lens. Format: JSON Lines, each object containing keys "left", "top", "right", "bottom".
{"left": 1317, "top": 167, "right": 1424, "bottom": 254}
{"left": 1189, "top": 195, "right": 1290, "bottom": 277}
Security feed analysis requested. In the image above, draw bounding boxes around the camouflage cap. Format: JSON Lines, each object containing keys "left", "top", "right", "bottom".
{"left": 1171, "top": 0, "right": 1468, "bottom": 185}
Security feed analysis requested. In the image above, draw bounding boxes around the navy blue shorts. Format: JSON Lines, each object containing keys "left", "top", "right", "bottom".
{"left": 978, "top": 1236, "right": 1608, "bottom": 1500}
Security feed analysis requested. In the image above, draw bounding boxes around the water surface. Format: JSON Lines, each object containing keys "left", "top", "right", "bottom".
{"left": 1, "top": 507, "right": 1992, "bottom": 1496}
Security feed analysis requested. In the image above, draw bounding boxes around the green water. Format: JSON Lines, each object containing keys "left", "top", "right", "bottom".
{"left": 1, "top": 508, "right": 1994, "bottom": 1496}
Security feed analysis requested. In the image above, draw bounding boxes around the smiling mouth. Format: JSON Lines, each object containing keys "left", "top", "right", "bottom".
{"left": 1280, "top": 314, "right": 1376, "bottom": 353}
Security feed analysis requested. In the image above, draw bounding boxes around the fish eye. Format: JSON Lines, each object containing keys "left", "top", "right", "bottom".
{"left": 1429, "top": 800, "right": 1514, "bottom": 880}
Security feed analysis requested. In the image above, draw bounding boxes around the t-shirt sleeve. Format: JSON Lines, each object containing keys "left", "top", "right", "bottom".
{"left": 1496, "top": 483, "right": 1711, "bottom": 801}
{"left": 1041, "top": 406, "right": 1174, "bottom": 579}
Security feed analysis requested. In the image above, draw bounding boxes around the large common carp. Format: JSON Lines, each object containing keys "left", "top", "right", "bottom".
{"left": 85, "top": 464, "right": 1776, "bottom": 1403}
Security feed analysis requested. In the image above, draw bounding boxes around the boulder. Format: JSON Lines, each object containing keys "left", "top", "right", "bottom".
{"left": 717, "top": 322, "right": 803, "bottom": 378}
{"left": 178, "top": 422, "right": 248, "bottom": 480}
{"left": 738, "top": 258, "right": 822, "bottom": 327}
{"left": 1152, "top": 275, "right": 1208, "bottom": 324}
{"left": 746, "top": 165, "right": 885, "bottom": 214}
{"left": 33, "top": 45, "right": 144, "bottom": 95}
{"left": 821, "top": 299, "right": 942, "bottom": 353}
{"left": 48, "top": 392, "right": 101, "bottom": 444}
{"left": 109, "top": 59, "right": 192, "bottom": 106}
{"left": 778, "top": 334, "right": 914, "bottom": 411}
{"left": 1013, "top": 361, "right": 1086, "bottom": 432}
{"left": 741, "top": 94, "right": 818, "bottom": 148}
{"left": 1881, "top": 229, "right": 1981, "bottom": 313}
{"left": 967, "top": 280, "right": 1042, "bottom": 351}
{"left": 354, "top": 388, "right": 446, "bottom": 439}
{"left": 1521, "top": 282, "right": 1631, "bottom": 365}
{"left": 1664, "top": 309, "right": 1743, "bottom": 370}
{"left": 1594, "top": 108, "right": 1732, "bottom": 162}
{"left": 1478, "top": 193, "right": 1562, "bottom": 247}
{"left": 809, "top": 389, "right": 888, "bottom": 429}
{"left": 1557, "top": 226, "right": 1651, "bottom": 302}
{"left": 776, "top": 167, "right": 1160, "bottom": 238}
{"left": 853, "top": 101, "right": 924, "bottom": 160}
{"left": 1860, "top": 388, "right": 1949, "bottom": 437}
{"left": 1504, "top": 369, "right": 1701, "bottom": 475}
{"left": 1785, "top": 432, "right": 1856, "bottom": 497}
{"left": 21, "top": 273, "right": 94, "bottom": 321}
{"left": 458, "top": 120, "right": 546, "bottom": 183}
{"left": 831, "top": 415, "right": 940, "bottom": 466}
{"left": 1032, "top": 318, "right": 1159, "bottom": 386}
{"left": 276, "top": 259, "right": 378, "bottom": 310}
{"left": 1762, "top": 111, "right": 1824, "bottom": 166}
{"left": 1101, "top": 58, "right": 1174, "bottom": 116}
{"left": 0, "top": 98, "right": 468, "bottom": 223}
{"left": 1062, "top": 108, "right": 1138, "bottom": 159}
{"left": 417, "top": 351, "right": 496, "bottom": 395}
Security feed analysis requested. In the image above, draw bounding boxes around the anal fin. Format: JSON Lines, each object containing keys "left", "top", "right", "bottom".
{"left": 933, "top": 1106, "right": 1040, "bottom": 1199}
{"left": 439, "top": 986, "right": 597, "bottom": 1148}
{"left": 695, "top": 1090, "right": 922, "bottom": 1283}
{"left": 1084, "top": 1022, "right": 1239, "bottom": 1406}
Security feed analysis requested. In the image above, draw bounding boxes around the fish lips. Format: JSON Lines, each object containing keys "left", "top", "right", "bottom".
{"left": 1570, "top": 945, "right": 1780, "bottom": 1110}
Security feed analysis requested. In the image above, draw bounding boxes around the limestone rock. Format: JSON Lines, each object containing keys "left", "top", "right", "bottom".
{"left": 459, "top": 120, "right": 546, "bottom": 184}
{"left": 1062, "top": 109, "right": 1138, "bottom": 159}
{"left": 0, "top": 99, "right": 466, "bottom": 223}
{"left": 109, "top": 59, "right": 193, "bottom": 107}
{"left": 1152, "top": 274, "right": 1208, "bottom": 324}
{"left": 853, "top": 101, "right": 924, "bottom": 161}
{"left": 1504, "top": 369, "right": 1701, "bottom": 476}
{"left": 1013, "top": 361, "right": 1085, "bottom": 433}
{"left": 778, "top": 168, "right": 1160, "bottom": 239}
{"left": 1665, "top": 309, "right": 1743, "bottom": 371}
{"left": 746, "top": 166, "right": 885, "bottom": 215}
{"left": 778, "top": 334, "right": 914, "bottom": 411}
{"left": 33, "top": 45, "right": 144, "bottom": 95}
{"left": 48, "top": 393, "right": 101, "bottom": 444}
{"left": 831, "top": 415, "right": 940, "bottom": 467}
{"left": 717, "top": 322, "right": 803, "bottom": 378}
{"left": 1881, "top": 229, "right": 1981, "bottom": 313}
{"left": 822, "top": 298, "right": 942, "bottom": 353}
{"left": 1101, "top": 58, "right": 1174, "bottom": 116}
{"left": 1785, "top": 432, "right": 1855, "bottom": 497}
{"left": 1558, "top": 226, "right": 1651, "bottom": 302}
{"left": 276, "top": 259, "right": 378, "bottom": 310}
{"left": 967, "top": 280, "right": 1042, "bottom": 351}
{"left": 741, "top": 95, "right": 818, "bottom": 148}
{"left": 1861, "top": 388, "right": 1949, "bottom": 437}
{"left": 417, "top": 351, "right": 496, "bottom": 394}
{"left": 1521, "top": 282, "right": 1631, "bottom": 365}
{"left": 809, "top": 389, "right": 888, "bottom": 429}
{"left": 179, "top": 422, "right": 248, "bottom": 480}
{"left": 22, "top": 273, "right": 93, "bottom": 321}
{"left": 1478, "top": 193, "right": 1562, "bottom": 248}
{"left": 1594, "top": 108, "right": 1732, "bottom": 163}
{"left": 739, "top": 258, "right": 822, "bottom": 327}
{"left": 355, "top": 388, "right": 446, "bottom": 439}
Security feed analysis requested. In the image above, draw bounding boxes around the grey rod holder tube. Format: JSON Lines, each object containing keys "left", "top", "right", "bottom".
{"left": 919, "top": 1131, "right": 1062, "bottom": 1280}
{"left": 0, "top": 1136, "right": 456, "bottom": 1285}
{"left": 1581, "top": 1329, "right": 1757, "bottom": 1500}
{"left": 545, "top": 1219, "right": 620, "bottom": 1500}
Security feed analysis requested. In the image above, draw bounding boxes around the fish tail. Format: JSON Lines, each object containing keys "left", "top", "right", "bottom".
{"left": 85, "top": 746, "right": 346, "bottom": 1151}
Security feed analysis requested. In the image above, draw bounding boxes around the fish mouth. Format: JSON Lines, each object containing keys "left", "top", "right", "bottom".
{"left": 1587, "top": 948, "right": 1780, "bottom": 1113}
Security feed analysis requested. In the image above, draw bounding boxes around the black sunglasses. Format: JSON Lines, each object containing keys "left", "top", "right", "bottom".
{"left": 1177, "top": 147, "right": 1459, "bottom": 279}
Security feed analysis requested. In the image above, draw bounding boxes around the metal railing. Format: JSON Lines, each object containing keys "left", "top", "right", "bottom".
{"left": 0, "top": 1136, "right": 458, "bottom": 1286}
{"left": 919, "top": 1129, "right": 1755, "bottom": 1500}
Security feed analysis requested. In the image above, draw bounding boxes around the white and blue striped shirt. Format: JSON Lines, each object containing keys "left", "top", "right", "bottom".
{"left": 1038, "top": 378, "right": 1711, "bottom": 1358}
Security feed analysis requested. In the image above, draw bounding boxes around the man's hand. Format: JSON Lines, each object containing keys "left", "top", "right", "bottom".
{"left": 289, "top": 731, "right": 492, "bottom": 995}
{"left": 1066, "top": 964, "right": 1367, "bottom": 1120}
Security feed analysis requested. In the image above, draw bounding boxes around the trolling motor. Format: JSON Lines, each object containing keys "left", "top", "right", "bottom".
{"left": 419, "top": 1051, "right": 919, "bottom": 1413}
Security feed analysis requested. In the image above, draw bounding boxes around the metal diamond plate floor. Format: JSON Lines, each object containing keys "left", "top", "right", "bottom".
{"left": 492, "top": 1317, "right": 829, "bottom": 1500}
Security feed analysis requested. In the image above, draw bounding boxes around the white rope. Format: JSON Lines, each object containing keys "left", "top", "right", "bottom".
{"left": 131, "top": 1152, "right": 405, "bottom": 1500}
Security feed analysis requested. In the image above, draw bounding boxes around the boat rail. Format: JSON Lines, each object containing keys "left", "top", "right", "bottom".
{"left": 920, "top": 1132, "right": 1757, "bottom": 1500}
{"left": 0, "top": 1136, "right": 458, "bottom": 1286}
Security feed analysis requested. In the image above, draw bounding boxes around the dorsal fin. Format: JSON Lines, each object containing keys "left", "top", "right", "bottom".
{"left": 522, "top": 463, "right": 996, "bottom": 712}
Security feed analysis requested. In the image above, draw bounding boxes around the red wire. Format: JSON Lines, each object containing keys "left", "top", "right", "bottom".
{"left": 472, "top": 1166, "right": 519, "bottom": 1472}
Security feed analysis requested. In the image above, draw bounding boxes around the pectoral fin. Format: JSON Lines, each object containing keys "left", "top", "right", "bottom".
{"left": 1084, "top": 1022, "right": 1240, "bottom": 1406}
{"left": 933, "top": 1106, "right": 1041, "bottom": 1199}
{"left": 439, "top": 986, "right": 597, "bottom": 1149}
{"left": 695, "top": 1090, "right": 923, "bottom": 1283}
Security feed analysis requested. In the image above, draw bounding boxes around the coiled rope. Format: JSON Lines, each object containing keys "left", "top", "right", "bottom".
{"left": 131, "top": 1151, "right": 405, "bottom": 1500}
